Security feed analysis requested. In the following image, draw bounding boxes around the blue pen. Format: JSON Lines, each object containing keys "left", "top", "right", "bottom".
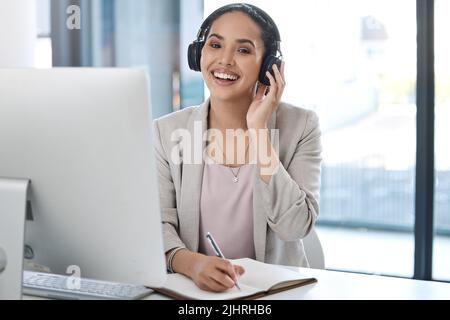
{"left": 206, "top": 232, "right": 242, "bottom": 290}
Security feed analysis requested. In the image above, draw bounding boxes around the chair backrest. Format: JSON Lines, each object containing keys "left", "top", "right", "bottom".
{"left": 303, "top": 228, "right": 325, "bottom": 269}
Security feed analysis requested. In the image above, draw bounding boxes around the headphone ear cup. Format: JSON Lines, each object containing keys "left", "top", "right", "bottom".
{"left": 258, "top": 55, "right": 282, "bottom": 86}
{"left": 187, "top": 41, "right": 203, "bottom": 72}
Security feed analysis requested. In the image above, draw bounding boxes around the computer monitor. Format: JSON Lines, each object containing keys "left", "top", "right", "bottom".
{"left": 0, "top": 68, "right": 167, "bottom": 288}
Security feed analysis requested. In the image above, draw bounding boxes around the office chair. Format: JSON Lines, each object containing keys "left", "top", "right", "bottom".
{"left": 303, "top": 228, "right": 325, "bottom": 269}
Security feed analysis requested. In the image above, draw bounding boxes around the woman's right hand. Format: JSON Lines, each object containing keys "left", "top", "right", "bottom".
{"left": 189, "top": 254, "right": 245, "bottom": 292}
{"left": 170, "top": 249, "right": 245, "bottom": 292}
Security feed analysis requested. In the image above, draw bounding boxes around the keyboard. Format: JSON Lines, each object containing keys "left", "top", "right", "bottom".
{"left": 23, "top": 271, "right": 154, "bottom": 300}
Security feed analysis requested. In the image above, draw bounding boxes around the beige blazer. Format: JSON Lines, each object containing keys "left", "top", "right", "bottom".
{"left": 153, "top": 100, "right": 322, "bottom": 267}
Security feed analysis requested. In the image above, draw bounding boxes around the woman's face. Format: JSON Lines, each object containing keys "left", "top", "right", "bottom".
{"left": 200, "top": 11, "right": 265, "bottom": 101}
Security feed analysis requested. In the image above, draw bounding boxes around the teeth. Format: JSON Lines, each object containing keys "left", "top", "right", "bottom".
{"left": 213, "top": 72, "right": 238, "bottom": 81}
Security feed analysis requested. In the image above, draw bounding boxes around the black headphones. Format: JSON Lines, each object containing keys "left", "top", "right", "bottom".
{"left": 187, "top": 3, "right": 282, "bottom": 86}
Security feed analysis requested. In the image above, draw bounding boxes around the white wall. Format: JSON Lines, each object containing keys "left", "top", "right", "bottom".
{"left": 0, "top": 0, "right": 36, "bottom": 67}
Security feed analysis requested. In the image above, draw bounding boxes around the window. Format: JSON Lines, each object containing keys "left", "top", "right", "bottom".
{"left": 48, "top": 0, "right": 194, "bottom": 118}
{"left": 433, "top": 0, "right": 450, "bottom": 282}
{"left": 89, "top": 0, "right": 181, "bottom": 119}
{"left": 36, "top": 0, "right": 52, "bottom": 68}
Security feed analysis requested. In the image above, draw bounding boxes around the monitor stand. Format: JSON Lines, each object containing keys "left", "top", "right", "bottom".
{"left": 0, "top": 178, "right": 29, "bottom": 300}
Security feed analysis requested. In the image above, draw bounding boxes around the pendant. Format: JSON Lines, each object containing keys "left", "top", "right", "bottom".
{"left": 233, "top": 177, "right": 238, "bottom": 183}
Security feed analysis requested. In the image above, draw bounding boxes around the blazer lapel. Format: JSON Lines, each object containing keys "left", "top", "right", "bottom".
{"left": 252, "top": 110, "right": 277, "bottom": 262}
{"left": 179, "top": 100, "right": 209, "bottom": 252}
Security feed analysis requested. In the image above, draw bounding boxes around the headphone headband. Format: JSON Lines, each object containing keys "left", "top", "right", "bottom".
{"left": 197, "top": 3, "right": 281, "bottom": 46}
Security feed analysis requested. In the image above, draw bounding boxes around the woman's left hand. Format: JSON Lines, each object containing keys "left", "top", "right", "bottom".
{"left": 246, "top": 61, "right": 285, "bottom": 129}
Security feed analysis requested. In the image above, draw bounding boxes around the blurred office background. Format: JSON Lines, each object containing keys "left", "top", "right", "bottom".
{"left": 1, "top": 0, "right": 448, "bottom": 282}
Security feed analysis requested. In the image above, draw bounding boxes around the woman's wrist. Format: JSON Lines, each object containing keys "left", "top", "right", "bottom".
{"left": 171, "top": 249, "right": 201, "bottom": 278}
{"left": 167, "top": 247, "right": 185, "bottom": 273}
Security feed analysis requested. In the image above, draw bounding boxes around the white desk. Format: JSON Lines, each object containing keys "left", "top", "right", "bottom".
{"left": 23, "top": 267, "right": 450, "bottom": 300}
{"left": 257, "top": 267, "right": 450, "bottom": 300}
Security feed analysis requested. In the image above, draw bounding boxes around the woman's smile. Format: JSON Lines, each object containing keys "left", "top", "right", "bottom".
{"left": 210, "top": 69, "right": 241, "bottom": 87}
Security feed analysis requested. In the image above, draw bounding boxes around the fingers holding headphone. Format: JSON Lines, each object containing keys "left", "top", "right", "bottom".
{"left": 273, "top": 62, "right": 285, "bottom": 100}
{"left": 265, "top": 62, "right": 285, "bottom": 102}
{"left": 265, "top": 70, "right": 277, "bottom": 101}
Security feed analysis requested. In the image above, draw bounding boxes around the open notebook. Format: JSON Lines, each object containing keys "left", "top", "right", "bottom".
{"left": 152, "top": 258, "right": 317, "bottom": 300}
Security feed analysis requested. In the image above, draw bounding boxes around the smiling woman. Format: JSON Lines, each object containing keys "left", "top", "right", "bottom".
{"left": 153, "top": 3, "right": 322, "bottom": 293}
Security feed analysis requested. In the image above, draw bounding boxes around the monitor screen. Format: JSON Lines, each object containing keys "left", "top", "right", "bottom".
{"left": 0, "top": 68, "right": 166, "bottom": 287}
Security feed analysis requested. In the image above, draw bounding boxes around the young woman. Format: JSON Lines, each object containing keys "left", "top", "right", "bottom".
{"left": 153, "top": 3, "right": 322, "bottom": 292}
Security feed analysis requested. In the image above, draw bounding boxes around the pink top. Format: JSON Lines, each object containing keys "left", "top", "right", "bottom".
{"left": 198, "top": 160, "right": 256, "bottom": 260}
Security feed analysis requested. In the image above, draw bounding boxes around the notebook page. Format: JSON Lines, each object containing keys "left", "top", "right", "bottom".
{"left": 231, "top": 258, "right": 312, "bottom": 291}
{"left": 160, "top": 273, "right": 262, "bottom": 300}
